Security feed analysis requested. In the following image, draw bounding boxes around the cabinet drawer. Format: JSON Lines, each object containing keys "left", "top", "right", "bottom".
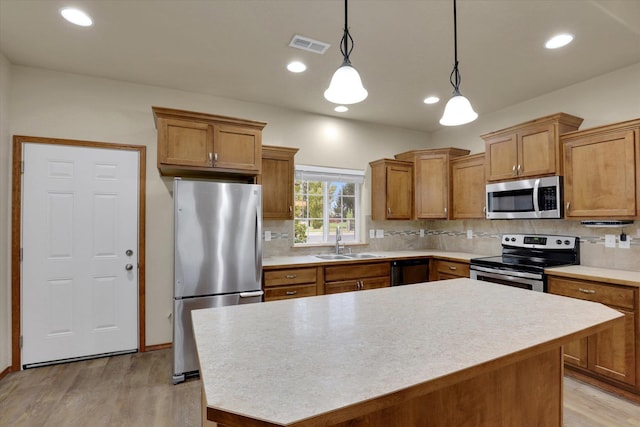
{"left": 435, "top": 260, "right": 469, "bottom": 277}
{"left": 548, "top": 277, "right": 636, "bottom": 310}
{"left": 264, "top": 284, "right": 317, "bottom": 301}
{"left": 324, "top": 262, "right": 390, "bottom": 282}
{"left": 264, "top": 268, "right": 317, "bottom": 287}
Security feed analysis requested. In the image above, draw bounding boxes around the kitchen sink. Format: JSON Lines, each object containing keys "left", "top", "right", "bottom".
{"left": 344, "top": 253, "right": 379, "bottom": 259}
{"left": 315, "top": 254, "right": 350, "bottom": 260}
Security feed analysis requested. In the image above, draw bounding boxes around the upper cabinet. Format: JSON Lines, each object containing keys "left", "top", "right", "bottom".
{"left": 482, "top": 113, "right": 583, "bottom": 182}
{"left": 152, "top": 106, "right": 266, "bottom": 176}
{"left": 395, "top": 148, "right": 469, "bottom": 219}
{"left": 562, "top": 118, "right": 640, "bottom": 219}
{"left": 369, "top": 159, "right": 413, "bottom": 220}
{"left": 451, "top": 153, "right": 486, "bottom": 219}
{"left": 258, "top": 145, "right": 298, "bottom": 220}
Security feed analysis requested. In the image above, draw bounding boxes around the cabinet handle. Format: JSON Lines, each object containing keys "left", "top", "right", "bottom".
{"left": 517, "top": 164, "right": 521, "bottom": 175}
{"left": 214, "top": 152, "right": 218, "bottom": 162}
{"left": 285, "top": 274, "right": 297, "bottom": 279}
{"left": 579, "top": 288, "right": 596, "bottom": 294}
{"left": 289, "top": 206, "right": 292, "bottom": 214}
{"left": 209, "top": 152, "right": 212, "bottom": 162}
{"left": 285, "top": 291, "right": 297, "bottom": 296}
{"left": 444, "top": 207, "right": 447, "bottom": 214}
{"left": 512, "top": 165, "right": 517, "bottom": 176}
{"left": 566, "top": 202, "right": 570, "bottom": 213}
{"left": 449, "top": 266, "right": 457, "bottom": 271}
{"left": 387, "top": 207, "right": 391, "bottom": 215}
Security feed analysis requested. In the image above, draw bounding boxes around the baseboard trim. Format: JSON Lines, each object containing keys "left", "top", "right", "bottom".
{"left": 145, "top": 343, "right": 172, "bottom": 352}
{"left": 0, "top": 366, "right": 11, "bottom": 381}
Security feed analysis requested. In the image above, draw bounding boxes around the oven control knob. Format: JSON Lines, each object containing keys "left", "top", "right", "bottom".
{"left": 504, "top": 237, "right": 509, "bottom": 242}
{"left": 510, "top": 237, "right": 516, "bottom": 242}
{"left": 564, "top": 240, "right": 570, "bottom": 245}
{"left": 556, "top": 239, "right": 562, "bottom": 245}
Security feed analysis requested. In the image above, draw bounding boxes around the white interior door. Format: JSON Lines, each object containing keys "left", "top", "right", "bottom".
{"left": 21, "top": 143, "right": 139, "bottom": 367}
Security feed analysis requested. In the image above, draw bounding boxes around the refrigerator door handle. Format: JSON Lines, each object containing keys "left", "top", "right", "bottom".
{"left": 240, "top": 290, "right": 264, "bottom": 298}
{"left": 255, "top": 204, "right": 262, "bottom": 280}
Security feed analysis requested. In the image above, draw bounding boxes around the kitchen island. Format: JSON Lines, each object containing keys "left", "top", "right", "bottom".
{"left": 192, "top": 278, "right": 622, "bottom": 427}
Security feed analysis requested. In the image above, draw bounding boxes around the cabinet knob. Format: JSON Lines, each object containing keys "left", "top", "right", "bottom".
{"left": 512, "top": 165, "right": 517, "bottom": 176}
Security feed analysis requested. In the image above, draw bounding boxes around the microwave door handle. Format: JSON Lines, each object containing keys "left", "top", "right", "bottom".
{"left": 532, "top": 178, "right": 541, "bottom": 217}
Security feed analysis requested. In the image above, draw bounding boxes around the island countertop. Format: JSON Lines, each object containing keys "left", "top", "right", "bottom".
{"left": 192, "top": 278, "right": 622, "bottom": 427}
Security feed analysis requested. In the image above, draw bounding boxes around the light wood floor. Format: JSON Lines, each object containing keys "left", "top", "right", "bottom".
{"left": 1, "top": 349, "right": 639, "bottom": 427}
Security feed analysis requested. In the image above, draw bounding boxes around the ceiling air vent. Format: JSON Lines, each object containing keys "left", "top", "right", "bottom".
{"left": 289, "top": 35, "right": 330, "bottom": 54}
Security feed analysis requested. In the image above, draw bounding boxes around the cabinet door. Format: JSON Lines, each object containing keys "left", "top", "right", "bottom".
{"left": 386, "top": 164, "right": 413, "bottom": 219}
{"left": 518, "top": 124, "right": 556, "bottom": 177}
{"left": 158, "top": 118, "right": 213, "bottom": 167}
{"left": 564, "top": 129, "right": 637, "bottom": 218}
{"left": 451, "top": 154, "right": 486, "bottom": 219}
{"left": 589, "top": 309, "right": 636, "bottom": 386}
{"left": 485, "top": 133, "right": 518, "bottom": 181}
{"left": 213, "top": 125, "right": 261, "bottom": 172}
{"left": 563, "top": 338, "right": 588, "bottom": 368}
{"left": 260, "top": 147, "right": 297, "bottom": 219}
{"left": 415, "top": 155, "right": 448, "bottom": 219}
{"left": 325, "top": 280, "right": 360, "bottom": 294}
{"left": 361, "top": 276, "right": 390, "bottom": 290}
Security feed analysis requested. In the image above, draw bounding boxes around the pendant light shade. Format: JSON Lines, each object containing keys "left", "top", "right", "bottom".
{"left": 440, "top": 0, "right": 477, "bottom": 126}
{"left": 324, "top": 0, "right": 368, "bottom": 105}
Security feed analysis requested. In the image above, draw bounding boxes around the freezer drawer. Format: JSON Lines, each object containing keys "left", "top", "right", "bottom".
{"left": 173, "top": 292, "right": 262, "bottom": 384}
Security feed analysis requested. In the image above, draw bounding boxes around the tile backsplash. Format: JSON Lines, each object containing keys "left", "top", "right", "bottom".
{"left": 263, "top": 217, "right": 640, "bottom": 272}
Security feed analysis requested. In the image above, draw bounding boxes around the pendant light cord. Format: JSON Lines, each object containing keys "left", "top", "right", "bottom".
{"left": 340, "top": 0, "right": 354, "bottom": 65}
{"left": 449, "top": 0, "right": 462, "bottom": 94}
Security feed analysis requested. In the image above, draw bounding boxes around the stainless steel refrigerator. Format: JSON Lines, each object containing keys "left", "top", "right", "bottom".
{"left": 172, "top": 178, "right": 263, "bottom": 384}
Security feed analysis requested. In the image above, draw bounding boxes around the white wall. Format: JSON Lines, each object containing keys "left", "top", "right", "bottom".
{"left": 429, "top": 62, "right": 640, "bottom": 152}
{"left": 7, "top": 65, "right": 430, "bottom": 347}
{"left": 0, "top": 52, "right": 11, "bottom": 371}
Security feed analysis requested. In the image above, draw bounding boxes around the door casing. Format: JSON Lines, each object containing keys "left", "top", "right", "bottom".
{"left": 11, "top": 135, "right": 147, "bottom": 371}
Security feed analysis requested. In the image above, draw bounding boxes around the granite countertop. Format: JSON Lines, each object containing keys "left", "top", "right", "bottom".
{"left": 263, "top": 249, "right": 484, "bottom": 268}
{"left": 545, "top": 265, "right": 640, "bottom": 288}
{"left": 192, "top": 278, "right": 621, "bottom": 426}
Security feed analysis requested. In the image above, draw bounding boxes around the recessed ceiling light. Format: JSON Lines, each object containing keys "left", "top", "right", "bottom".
{"left": 423, "top": 96, "right": 440, "bottom": 104}
{"left": 287, "top": 61, "right": 307, "bottom": 73}
{"left": 334, "top": 106, "right": 349, "bottom": 113}
{"left": 545, "top": 34, "right": 573, "bottom": 49}
{"left": 60, "top": 7, "right": 93, "bottom": 27}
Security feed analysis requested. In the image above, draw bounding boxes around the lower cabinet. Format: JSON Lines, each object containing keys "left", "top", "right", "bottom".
{"left": 263, "top": 267, "right": 318, "bottom": 301}
{"left": 429, "top": 259, "right": 470, "bottom": 281}
{"left": 324, "top": 262, "right": 390, "bottom": 294}
{"left": 547, "top": 276, "right": 638, "bottom": 391}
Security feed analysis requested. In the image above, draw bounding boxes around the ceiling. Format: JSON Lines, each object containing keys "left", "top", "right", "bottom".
{"left": 1, "top": 0, "right": 639, "bottom": 132}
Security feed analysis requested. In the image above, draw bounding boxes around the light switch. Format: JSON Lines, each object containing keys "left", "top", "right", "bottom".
{"left": 264, "top": 230, "right": 271, "bottom": 242}
{"left": 605, "top": 234, "right": 615, "bottom": 248}
{"left": 619, "top": 236, "right": 631, "bottom": 249}
{"left": 376, "top": 229, "right": 384, "bottom": 239}
{"left": 466, "top": 229, "right": 473, "bottom": 239}
{"left": 369, "top": 229, "right": 376, "bottom": 239}
{"left": 419, "top": 229, "right": 425, "bottom": 237}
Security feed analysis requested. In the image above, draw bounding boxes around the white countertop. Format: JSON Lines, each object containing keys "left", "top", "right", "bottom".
{"left": 192, "top": 278, "right": 621, "bottom": 426}
{"left": 263, "top": 250, "right": 483, "bottom": 268}
{"left": 546, "top": 265, "right": 640, "bottom": 288}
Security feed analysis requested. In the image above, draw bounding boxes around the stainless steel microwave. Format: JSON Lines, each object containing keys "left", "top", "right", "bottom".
{"left": 486, "top": 176, "right": 562, "bottom": 219}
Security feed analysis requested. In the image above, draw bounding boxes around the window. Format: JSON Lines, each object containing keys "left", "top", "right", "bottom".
{"left": 294, "top": 165, "right": 364, "bottom": 245}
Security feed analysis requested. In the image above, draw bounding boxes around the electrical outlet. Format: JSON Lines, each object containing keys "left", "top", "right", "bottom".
{"left": 605, "top": 234, "right": 616, "bottom": 248}
{"left": 376, "top": 229, "right": 384, "bottom": 239}
{"left": 466, "top": 229, "right": 473, "bottom": 239}
{"left": 419, "top": 229, "right": 425, "bottom": 237}
{"left": 264, "top": 230, "right": 271, "bottom": 242}
{"left": 369, "top": 229, "right": 376, "bottom": 239}
{"left": 619, "top": 236, "right": 631, "bottom": 249}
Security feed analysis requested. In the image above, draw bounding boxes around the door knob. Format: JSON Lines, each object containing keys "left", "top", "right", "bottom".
{"left": 126, "top": 249, "right": 133, "bottom": 256}
{"left": 125, "top": 264, "right": 134, "bottom": 271}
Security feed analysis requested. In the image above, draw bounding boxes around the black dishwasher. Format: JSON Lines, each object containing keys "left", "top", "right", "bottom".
{"left": 391, "top": 259, "right": 430, "bottom": 286}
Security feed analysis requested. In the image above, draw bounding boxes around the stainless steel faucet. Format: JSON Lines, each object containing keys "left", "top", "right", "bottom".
{"left": 335, "top": 226, "right": 344, "bottom": 254}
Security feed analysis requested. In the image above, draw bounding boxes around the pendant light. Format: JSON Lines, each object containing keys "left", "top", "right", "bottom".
{"left": 440, "top": 0, "right": 478, "bottom": 126}
{"left": 324, "top": 0, "right": 368, "bottom": 105}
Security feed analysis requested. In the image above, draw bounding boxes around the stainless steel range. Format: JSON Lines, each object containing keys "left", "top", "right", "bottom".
{"left": 470, "top": 234, "right": 580, "bottom": 292}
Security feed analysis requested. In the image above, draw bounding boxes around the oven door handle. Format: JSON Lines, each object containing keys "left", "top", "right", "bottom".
{"left": 470, "top": 265, "right": 542, "bottom": 280}
{"left": 532, "top": 178, "right": 541, "bottom": 218}
{"left": 471, "top": 269, "right": 544, "bottom": 289}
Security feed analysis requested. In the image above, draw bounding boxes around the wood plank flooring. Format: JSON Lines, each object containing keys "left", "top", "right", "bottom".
{"left": 0, "top": 349, "right": 638, "bottom": 426}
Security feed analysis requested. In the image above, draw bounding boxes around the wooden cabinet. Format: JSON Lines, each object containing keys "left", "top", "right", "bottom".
{"left": 324, "top": 262, "right": 390, "bottom": 294}
{"left": 548, "top": 276, "right": 638, "bottom": 389}
{"left": 263, "top": 267, "right": 318, "bottom": 301}
{"left": 258, "top": 145, "right": 298, "bottom": 220}
{"left": 429, "top": 259, "right": 470, "bottom": 281}
{"left": 369, "top": 159, "right": 413, "bottom": 220}
{"left": 152, "top": 106, "right": 266, "bottom": 176}
{"left": 395, "top": 148, "right": 469, "bottom": 219}
{"left": 482, "top": 113, "right": 583, "bottom": 182}
{"left": 450, "top": 153, "right": 486, "bottom": 219}
{"left": 561, "top": 118, "right": 640, "bottom": 219}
